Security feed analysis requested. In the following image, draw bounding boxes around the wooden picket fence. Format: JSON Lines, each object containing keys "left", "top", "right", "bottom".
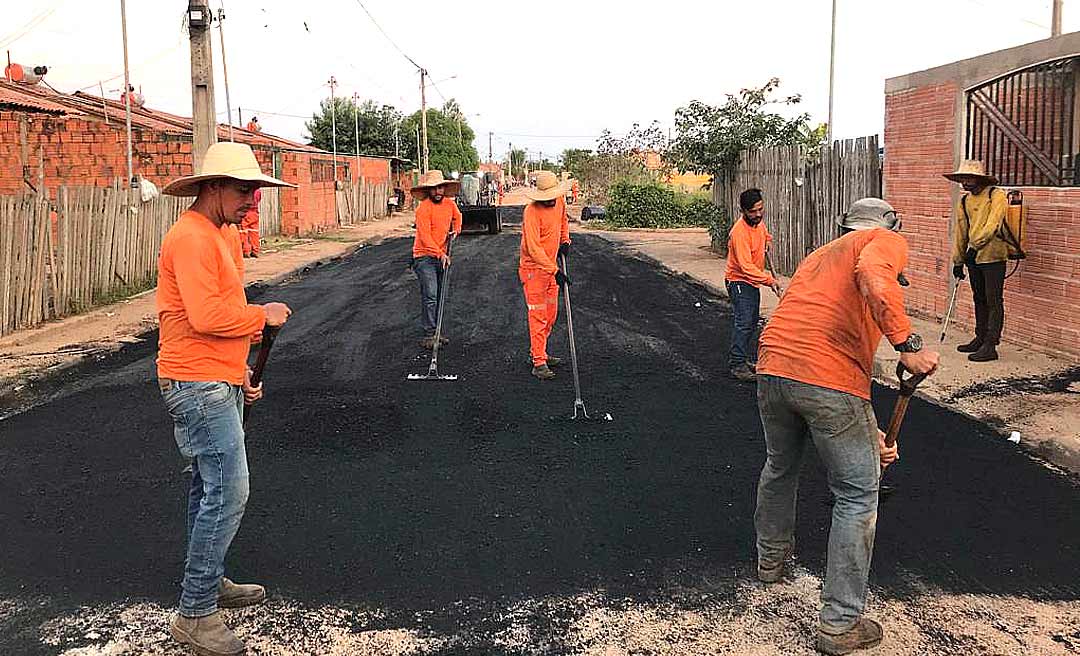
{"left": 259, "top": 187, "right": 281, "bottom": 237}
{"left": 714, "top": 136, "right": 881, "bottom": 276}
{"left": 0, "top": 186, "right": 186, "bottom": 336}
{"left": 336, "top": 179, "right": 391, "bottom": 226}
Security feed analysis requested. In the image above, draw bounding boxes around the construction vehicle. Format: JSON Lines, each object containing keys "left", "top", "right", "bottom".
{"left": 456, "top": 171, "right": 502, "bottom": 234}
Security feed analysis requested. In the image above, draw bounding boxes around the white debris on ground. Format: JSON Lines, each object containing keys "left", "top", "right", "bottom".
{"left": 8, "top": 574, "right": 1079, "bottom": 656}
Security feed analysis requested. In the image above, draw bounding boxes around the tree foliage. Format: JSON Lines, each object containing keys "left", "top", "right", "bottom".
{"left": 605, "top": 180, "right": 722, "bottom": 229}
{"left": 305, "top": 97, "right": 402, "bottom": 157}
{"left": 399, "top": 100, "right": 480, "bottom": 174}
{"left": 668, "top": 78, "right": 813, "bottom": 178}
{"left": 509, "top": 149, "right": 526, "bottom": 177}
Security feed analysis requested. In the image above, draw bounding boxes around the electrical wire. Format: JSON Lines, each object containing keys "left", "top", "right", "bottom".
{"left": 350, "top": 0, "right": 421, "bottom": 71}
{"left": 0, "top": 1, "right": 65, "bottom": 49}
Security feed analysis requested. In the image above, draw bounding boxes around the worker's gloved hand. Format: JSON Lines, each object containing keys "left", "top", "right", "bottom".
{"left": 965, "top": 248, "right": 978, "bottom": 265}
{"left": 558, "top": 242, "right": 571, "bottom": 261}
{"left": 555, "top": 270, "right": 570, "bottom": 288}
{"left": 952, "top": 264, "right": 966, "bottom": 280}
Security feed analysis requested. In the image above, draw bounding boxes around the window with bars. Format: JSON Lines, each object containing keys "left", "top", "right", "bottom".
{"left": 965, "top": 56, "right": 1079, "bottom": 187}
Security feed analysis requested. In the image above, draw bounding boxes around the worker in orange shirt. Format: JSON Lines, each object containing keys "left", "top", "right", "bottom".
{"left": 571, "top": 179, "right": 580, "bottom": 205}
{"left": 725, "top": 188, "right": 783, "bottom": 382}
{"left": 157, "top": 142, "right": 294, "bottom": 656}
{"left": 411, "top": 171, "right": 462, "bottom": 349}
{"left": 240, "top": 188, "right": 261, "bottom": 257}
{"left": 519, "top": 171, "right": 570, "bottom": 380}
{"left": 245, "top": 116, "right": 261, "bottom": 133}
{"left": 752, "top": 198, "right": 939, "bottom": 655}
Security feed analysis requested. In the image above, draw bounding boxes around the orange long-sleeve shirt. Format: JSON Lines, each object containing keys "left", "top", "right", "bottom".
{"left": 519, "top": 201, "right": 570, "bottom": 274}
{"left": 413, "top": 198, "right": 462, "bottom": 259}
{"left": 757, "top": 228, "right": 912, "bottom": 400}
{"left": 157, "top": 211, "right": 266, "bottom": 385}
{"left": 725, "top": 218, "right": 775, "bottom": 287}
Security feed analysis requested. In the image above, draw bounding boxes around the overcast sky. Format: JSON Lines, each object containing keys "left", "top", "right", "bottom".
{"left": 4, "top": 0, "right": 1072, "bottom": 162}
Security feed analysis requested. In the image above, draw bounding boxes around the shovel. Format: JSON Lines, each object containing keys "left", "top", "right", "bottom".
{"left": 243, "top": 324, "right": 281, "bottom": 424}
{"left": 879, "top": 361, "right": 928, "bottom": 498}
{"left": 407, "top": 231, "right": 458, "bottom": 381}
{"left": 559, "top": 253, "right": 610, "bottom": 422}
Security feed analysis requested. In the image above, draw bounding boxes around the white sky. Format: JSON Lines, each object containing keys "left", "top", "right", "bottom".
{"left": 3, "top": 0, "right": 1072, "bottom": 162}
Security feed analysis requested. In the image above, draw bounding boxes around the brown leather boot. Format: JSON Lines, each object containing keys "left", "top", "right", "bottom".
{"left": 545, "top": 355, "right": 562, "bottom": 367}
{"left": 531, "top": 364, "right": 556, "bottom": 380}
{"left": 170, "top": 611, "right": 246, "bottom": 656}
{"left": 218, "top": 577, "right": 266, "bottom": 609}
{"left": 815, "top": 617, "right": 883, "bottom": 655}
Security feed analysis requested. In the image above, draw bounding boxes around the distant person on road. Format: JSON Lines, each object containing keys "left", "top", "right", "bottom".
{"left": 725, "top": 188, "right": 782, "bottom": 382}
{"left": 411, "top": 171, "right": 462, "bottom": 350}
{"left": 245, "top": 116, "right": 261, "bottom": 133}
{"left": 240, "top": 188, "right": 261, "bottom": 258}
{"left": 753, "top": 198, "right": 939, "bottom": 655}
{"left": 519, "top": 170, "right": 570, "bottom": 380}
{"left": 944, "top": 160, "right": 1009, "bottom": 363}
{"left": 157, "top": 142, "right": 294, "bottom": 656}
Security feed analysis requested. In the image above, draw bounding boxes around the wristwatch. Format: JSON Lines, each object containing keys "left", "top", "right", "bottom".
{"left": 893, "top": 333, "right": 923, "bottom": 353}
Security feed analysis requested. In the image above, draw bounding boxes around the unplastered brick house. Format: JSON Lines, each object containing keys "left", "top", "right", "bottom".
{"left": 885, "top": 33, "right": 1080, "bottom": 357}
{"left": 0, "top": 79, "right": 395, "bottom": 236}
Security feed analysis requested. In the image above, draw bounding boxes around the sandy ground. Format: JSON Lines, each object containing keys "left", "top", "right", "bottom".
{"left": 586, "top": 226, "right": 1080, "bottom": 473}
{"left": 1, "top": 233, "right": 1077, "bottom": 655}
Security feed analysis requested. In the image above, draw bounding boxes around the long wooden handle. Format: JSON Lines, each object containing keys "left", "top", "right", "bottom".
{"left": 884, "top": 396, "right": 911, "bottom": 448}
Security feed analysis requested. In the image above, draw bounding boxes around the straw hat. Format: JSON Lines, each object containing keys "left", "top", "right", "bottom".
{"left": 943, "top": 160, "right": 998, "bottom": 185}
{"left": 524, "top": 171, "right": 567, "bottom": 202}
{"left": 162, "top": 142, "right": 294, "bottom": 197}
{"left": 410, "top": 170, "right": 461, "bottom": 200}
{"left": 836, "top": 198, "right": 901, "bottom": 232}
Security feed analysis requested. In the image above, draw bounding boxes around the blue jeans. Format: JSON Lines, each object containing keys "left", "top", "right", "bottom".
{"left": 413, "top": 256, "right": 444, "bottom": 335}
{"left": 160, "top": 380, "right": 250, "bottom": 618}
{"left": 727, "top": 281, "right": 760, "bottom": 368}
{"left": 754, "top": 375, "right": 880, "bottom": 634}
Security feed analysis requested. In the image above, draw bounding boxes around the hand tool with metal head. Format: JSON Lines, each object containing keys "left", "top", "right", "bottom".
{"left": 558, "top": 253, "right": 610, "bottom": 422}
{"left": 878, "top": 361, "right": 929, "bottom": 498}
{"left": 408, "top": 231, "right": 458, "bottom": 381}
{"left": 940, "top": 277, "right": 961, "bottom": 343}
{"left": 243, "top": 324, "right": 281, "bottom": 424}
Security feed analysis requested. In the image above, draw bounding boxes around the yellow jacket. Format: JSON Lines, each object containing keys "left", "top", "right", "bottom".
{"left": 953, "top": 187, "right": 1009, "bottom": 265}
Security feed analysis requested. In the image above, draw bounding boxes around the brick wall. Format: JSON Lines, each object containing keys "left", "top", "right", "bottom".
{"left": 885, "top": 83, "right": 1080, "bottom": 356}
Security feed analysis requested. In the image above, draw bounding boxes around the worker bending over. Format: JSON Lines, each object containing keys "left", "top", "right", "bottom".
{"left": 520, "top": 170, "right": 570, "bottom": 380}
{"left": 411, "top": 171, "right": 462, "bottom": 350}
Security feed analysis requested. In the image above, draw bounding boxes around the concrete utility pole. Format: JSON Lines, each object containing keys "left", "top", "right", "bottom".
{"left": 488, "top": 131, "right": 493, "bottom": 162}
{"left": 1052, "top": 0, "right": 1063, "bottom": 36}
{"left": 187, "top": 1, "right": 217, "bottom": 171}
{"left": 119, "top": 0, "right": 134, "bottom": 192}
{"left": 217, "top": 5, "right": 233, "bottom": 141}
{"left": 827, "top": 0, "right": 837, "bottom": 144}
{"left": 329, "top": 76, "right": 338, "bottom": 183}
{"left": 352, "top": 92, "right": 360, "bottom": 180}
{"left": 419, "top": 68, "right": 429, "bottom": 173}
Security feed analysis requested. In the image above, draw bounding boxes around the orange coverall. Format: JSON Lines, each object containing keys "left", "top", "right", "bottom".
{"left": 519, "top": 201, "right": 570, "bottom": 366}
{"left": 241, "top": 188, "right": 261, "bottom": 257}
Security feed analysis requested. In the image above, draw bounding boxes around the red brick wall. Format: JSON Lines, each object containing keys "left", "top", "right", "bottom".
{"left": 885, "top": 83, "right": 1080, "bottom": 356}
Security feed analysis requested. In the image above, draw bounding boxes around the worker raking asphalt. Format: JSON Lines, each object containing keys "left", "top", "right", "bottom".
{"left": 0, "top": 233, "right": 1077, "bottom": 653}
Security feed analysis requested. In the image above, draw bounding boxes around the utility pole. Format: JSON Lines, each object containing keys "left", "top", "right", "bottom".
{"left": 352, "top": 92, "right": 360, "bottom": 182}
{"left": 394, "top": 124, "right": 400, "bottom": 158}
{"left": 419, "top": 68, "right": 429, "bottom": 173}
{"left": 329, "top": 76, "right": 338, "bottom": 183}
{"left": 488, "top": 131, "right": 493, "bottom": 162}
{"left": 827, "top": 0, "right": 837, "bottom": 144}
{"left": 1052, "top": 0, "right": 1063, "bottom": 36}
{"left": 415, "top": 126, "right": 421, "bottom": 169}
{"left": 187, "top": 1, "right": 217, "bottom": 171}
{"left": 217, "top": 5, "right": 233, "bottom": 141}
{"left": 120, "top": 0, "right": 134, "bottom": 193}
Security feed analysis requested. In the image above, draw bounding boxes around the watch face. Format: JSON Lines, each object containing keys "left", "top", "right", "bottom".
{"left": 910, "top": 334, "right": 924, "bottom": 351}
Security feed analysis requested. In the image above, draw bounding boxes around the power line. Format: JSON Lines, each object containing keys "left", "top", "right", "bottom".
{"left": 0, "top": 1, "right": 65, "bottom": 49}
{"left": 350, "top": 0, "right": 421, "bottom": 70}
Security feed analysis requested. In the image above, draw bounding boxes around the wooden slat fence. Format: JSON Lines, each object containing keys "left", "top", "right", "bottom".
{"left": 0, "top": 186, "right": 187, "bottom": 336}
{"left": 337, "top": 178, "right": 391, "bottom": 226}
{"left": 258, "top": 187, "right": 281, "bottom": 237}
{"left": 714, "top": 136, "right": 881, "bottom": 276}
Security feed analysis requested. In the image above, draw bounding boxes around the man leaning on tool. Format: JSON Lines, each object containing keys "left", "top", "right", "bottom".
{"left": 725, "top": 187, "right": 783, "bottom": 382}
{"left": 411, "top": 170, "right": 462, "bottom": 350}
{"left": 753, "top": 198, "right": 940, "bottom": 655}
{"left": 520, "top": 170, "right": 570, "bottom": 380}
{"left": 157, "top": 142, "right": 293, "bottom": 656}
{"left": 945, "top": 160, "right": 1009, "bottom": 362}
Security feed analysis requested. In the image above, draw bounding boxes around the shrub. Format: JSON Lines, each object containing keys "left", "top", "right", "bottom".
{"left": 605, "top": 180, "right": 728, "bottom": 232}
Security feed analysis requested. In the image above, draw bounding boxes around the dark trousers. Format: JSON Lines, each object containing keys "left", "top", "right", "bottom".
{"left": 727, "top": 281, "right": 761, "bottom": 368}
{"left": 413, "top": 256, "right": 444, "bottom": 335}
{"left": 966, "top": 261, "right": 1006, "bottom": 345}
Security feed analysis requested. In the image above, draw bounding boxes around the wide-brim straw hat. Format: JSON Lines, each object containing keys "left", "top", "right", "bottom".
{"left": 836, "top": 197, "right": 901, "bottom": 232}
{"left": 524, "top": 171, "right": 567, "bottom": 202}
{"left": 943, "top": 159, "right": 998, "bottom": 185}
{"left": 410, "top": 170, "right": 461, "bottom": 200}
{"left": 163, "top": 142, "right": 294, "bottom": 197}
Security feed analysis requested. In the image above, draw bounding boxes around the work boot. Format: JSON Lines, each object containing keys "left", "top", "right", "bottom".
{"left": 956, "top": 337, "right": 983, "bottom": 353}
{"left": 531, "top": 364, "right": 556, "bottom": 380}
{"left": 420, "top": 336, "right": 435, "bottom": 350}
{"left": 968, "top": 343, "right": 999, "bottom": 362}
{"left": 218, "top": 577, "right": 266, "bottom": 609}
{"left": 815, "top": 617, "right": 884, "bottom": 655}
{"left": 730, "top": 363, "right": 756, "bottom": 382}
{"left": 757, "top": 545, "right": 793, "bottom": 583}
{"left": 170, "top": 611, "right": 246, "bottom": 656}
{"left": 545, "top": 355, "right": 562, "bottom": 367}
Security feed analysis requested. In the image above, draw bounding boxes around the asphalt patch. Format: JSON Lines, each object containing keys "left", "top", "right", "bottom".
{"left": 0, "top": 233, "right": 1077, "bottom": 653}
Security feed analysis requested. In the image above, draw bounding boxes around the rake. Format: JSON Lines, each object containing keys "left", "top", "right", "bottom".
{"left": 408, "top": 231, "right": 458, "bottom": 381}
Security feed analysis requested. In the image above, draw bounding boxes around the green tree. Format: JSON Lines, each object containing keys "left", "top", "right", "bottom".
{"left": 560, "top": 148, "right": 593, "bottom": 178}
{"left": 668, "top": 78, "right": 812, "bottom": 180}
{"left": 510, "top": 148, "right": 526, "bottom": 177}
{"left": 399, "top": 100, "right": 480, "bottom": 173}
{"left": 305, "top": 97, "right": 403, "bottom": 157}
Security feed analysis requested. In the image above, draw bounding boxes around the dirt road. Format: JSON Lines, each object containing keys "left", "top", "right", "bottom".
{"left": 1, "top": 233, "right": 1077, "bottom": 655}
